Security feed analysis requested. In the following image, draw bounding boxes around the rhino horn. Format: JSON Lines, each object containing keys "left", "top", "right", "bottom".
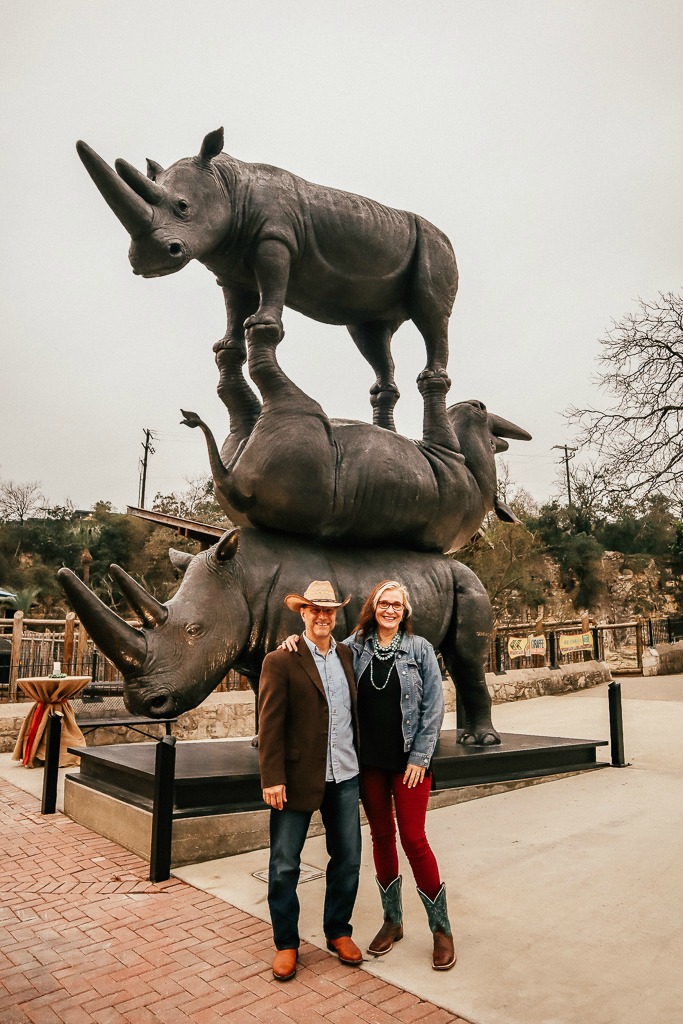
{"left": 57, "top": 567, "right": 147, "bottom": 674}
{"left": 115, "top": 158, "right": 164, "bottom": 206}
{"left": 488, "top": 414, "right": 532, "bottom": 443}
{"left": 109, "top": 564, "right": 168, "bottom": 628}
{"left": 76, "top": 140, "right": 153, "bottom": 237}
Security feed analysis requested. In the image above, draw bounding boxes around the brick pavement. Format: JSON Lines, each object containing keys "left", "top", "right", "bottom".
{"left": 0, "top": 781, "right": 467, "bottom": 1024}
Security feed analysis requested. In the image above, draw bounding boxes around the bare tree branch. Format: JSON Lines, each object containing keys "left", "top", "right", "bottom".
{"left": 568, "top": 290, "right": 683, "bottom": 506}
{"left": 0, "top": 479, "right": 45, "bottom": 525}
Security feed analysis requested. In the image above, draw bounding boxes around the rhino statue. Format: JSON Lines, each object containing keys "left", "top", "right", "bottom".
{"left": 58, "top": 527, "right": 500, "bottom": 746}
{"left": 76, "top": 128, "right": 458, "bottom": 435}
{"left": 181, "top": 327, "right": 531, "bottom": 552}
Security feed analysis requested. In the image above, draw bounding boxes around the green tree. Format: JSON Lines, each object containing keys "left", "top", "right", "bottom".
{"left": 458, "top": 513, "right": 551, "bottom": 621}
{"left": 525, "top": 501, "right": 606, "bottom": 612}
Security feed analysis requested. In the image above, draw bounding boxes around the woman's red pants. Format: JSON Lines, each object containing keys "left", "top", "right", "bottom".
{"left": 360, "top": 767, "right": 442, "bottom": 900}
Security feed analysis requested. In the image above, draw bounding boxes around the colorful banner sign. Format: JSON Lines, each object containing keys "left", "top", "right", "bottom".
{"left": 529, "top": 635, "right": 547, "bottom": 656}
{"left": 507, "top": 634, "right": 547, "bottom": 659}
{"left": 558, "top": 632, "right": 592, "bottom": 653}
{"left": 507, "top": 636, "right": 529, "bottom": 658}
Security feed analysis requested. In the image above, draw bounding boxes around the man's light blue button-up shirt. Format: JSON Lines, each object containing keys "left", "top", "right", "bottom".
{"left": 303, "top": 633, "right": 358, "bottom": 783}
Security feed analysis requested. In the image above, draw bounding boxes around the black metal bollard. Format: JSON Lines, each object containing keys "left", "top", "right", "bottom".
{"left": 608, "top": 682, "right": 628, "bottom": 767}
{"left": 41, "top": 712, "right": 62, "bottom": 815}
{"left": 150, "top": 735, "right": 176, "bottom": 883}
{"left": 647, "top": 619, "right": 655, "bottom": 648}
{"left": 591, "top": 626, "right": 601, "bottom": 661}
{"left": 494, "top": 634, "right": 506, "bottom": 675}
{"left": 548, "top": 631, "right": 560, "bottom": 670}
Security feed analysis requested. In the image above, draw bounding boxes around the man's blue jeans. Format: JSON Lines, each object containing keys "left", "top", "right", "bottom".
{"left": 268, "top": 776, "right": 361, "bottom": 950}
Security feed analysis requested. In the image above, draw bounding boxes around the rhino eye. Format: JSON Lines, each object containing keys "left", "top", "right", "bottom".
{"left": 186, "top": 623, "right": 203, "bottom": 638}
{"left": 177, "top": 199, "right": 189, "bottom": 213}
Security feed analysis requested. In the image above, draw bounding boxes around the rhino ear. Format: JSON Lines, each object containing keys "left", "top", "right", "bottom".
{"left": 146, "top": 158, "right": 164, "bottom": 181}
{"left": 199, "top": 128, "right": 224, "bottom": 162}
{"left": 214, "top": 528, "right": 240, "bottom": 562}
{"left": 169, "top": 548, "right": 193, "bottom": 572}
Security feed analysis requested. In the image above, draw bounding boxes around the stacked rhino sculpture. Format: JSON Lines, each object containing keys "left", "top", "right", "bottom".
{"left": 62, "top": 129, "right": 533, "bottom": 745}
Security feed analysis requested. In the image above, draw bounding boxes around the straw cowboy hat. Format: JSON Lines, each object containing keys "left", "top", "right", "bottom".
{"left": 284, "top": 580, "right": 351, "bottom": 612}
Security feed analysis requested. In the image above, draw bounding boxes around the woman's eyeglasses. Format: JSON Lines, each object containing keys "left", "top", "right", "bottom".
{"left": 377, "top": 601, "right": 404, "bottom": 612}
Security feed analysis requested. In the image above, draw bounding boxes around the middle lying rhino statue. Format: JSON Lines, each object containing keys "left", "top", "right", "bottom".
{"left": 59, "top": 526, "right": 500, "bottom": 745}
{"left": 183, "top": 330, "right": 531, "bottom": 553}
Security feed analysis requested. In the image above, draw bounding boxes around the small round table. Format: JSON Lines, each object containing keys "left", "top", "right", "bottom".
{"left": 12, "top": 676, "right": 91, "bottom": 768}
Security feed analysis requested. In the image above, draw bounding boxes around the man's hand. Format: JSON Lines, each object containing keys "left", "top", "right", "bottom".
{"left": 279, "top": 635, "right": 299, "bottom": 652}
{"left": 263, "top": 784, "right": 287, "bottom": 810}
{"left": 403, "top": 764, "right": 426, "bottom": 789}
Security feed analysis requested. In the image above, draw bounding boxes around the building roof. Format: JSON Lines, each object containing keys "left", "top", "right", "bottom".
{"left": 126, "top": 506, "right": 227, "bottom": 547}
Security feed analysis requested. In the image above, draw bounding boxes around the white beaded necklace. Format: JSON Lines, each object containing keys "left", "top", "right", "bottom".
{"left": 369, "top": 630, "right": 402, "bottom": 690}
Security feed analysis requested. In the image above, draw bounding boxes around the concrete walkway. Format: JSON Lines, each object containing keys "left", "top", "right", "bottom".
{"left": 2, "top": 676, "right": 681, "bottom": 1023}
{"left": 175, "top": 676, "right": 683, "bottom": 1024}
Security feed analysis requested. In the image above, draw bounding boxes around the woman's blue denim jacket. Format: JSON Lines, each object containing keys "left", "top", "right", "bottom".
{"left": 344, "top": 632, "right": 445, "bottom": 768}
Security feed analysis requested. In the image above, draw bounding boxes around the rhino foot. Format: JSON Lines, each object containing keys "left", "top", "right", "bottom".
{"left": 459, "top": 726, "right": 501, "bottom": 746}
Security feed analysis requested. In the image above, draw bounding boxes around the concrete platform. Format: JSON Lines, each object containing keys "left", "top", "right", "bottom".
{"left": 174, "top": 677, "right": 683, "bottom": 1024}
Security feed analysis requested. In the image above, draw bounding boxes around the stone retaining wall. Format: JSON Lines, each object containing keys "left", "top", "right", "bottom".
{"left": 486, "top": 660, "right": 612, "bottom": 702}
{"left": 0, "top": 691, "right": 256, "bottom": 754}
{"left": 642, "top": 641, "right": 683, "bottom": 676}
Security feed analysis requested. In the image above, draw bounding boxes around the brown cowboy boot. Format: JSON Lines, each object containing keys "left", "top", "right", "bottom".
{"left": 417, "top": 883, "right": 457, "bottom": 970}
{"left": 367, "top": 876, "right": 403, "bottom": 956}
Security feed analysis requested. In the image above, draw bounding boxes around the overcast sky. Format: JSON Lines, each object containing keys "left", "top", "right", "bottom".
{"left": 1, "top": 0, "right": 681, "bottom": 513}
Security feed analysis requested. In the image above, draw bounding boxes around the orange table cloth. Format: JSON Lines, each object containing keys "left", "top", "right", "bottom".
{"left": 12, "top": 676, "right": 91, "bottom": 768}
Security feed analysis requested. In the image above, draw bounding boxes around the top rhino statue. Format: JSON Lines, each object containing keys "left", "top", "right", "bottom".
{"left": 77, "top": 128, "right": 459, "bottom": 436}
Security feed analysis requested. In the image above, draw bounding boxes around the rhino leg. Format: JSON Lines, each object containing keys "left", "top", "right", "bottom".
{"left": 417, "top": 370, "right": 460, "bottom": 450}
{"left": 242, "top": 238, "right": 290, "bottom": 341}
{"left": 214, "top": 285, "right": 262, "bottom": 437}
{"left": 347, "top": 321, "right": 401, "bottom": 431}
{"left": 440, "top": 562, "right": 500, "bottom": 746}
{"left": 247, "top": 326, "right": 330, "bottom": 423}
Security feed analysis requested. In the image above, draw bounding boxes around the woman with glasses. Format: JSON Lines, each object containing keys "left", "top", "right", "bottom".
{"left": 283, "top": 579, "right": 454, "bottom": 970}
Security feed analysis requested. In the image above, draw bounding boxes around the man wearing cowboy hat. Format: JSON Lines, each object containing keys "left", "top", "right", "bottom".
{"left": 258, "top": 580, "right": 362, "bottom": 981}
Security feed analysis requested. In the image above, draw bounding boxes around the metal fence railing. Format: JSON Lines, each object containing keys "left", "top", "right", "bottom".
{"left": 487, "top": 614, "right": 683, "bottom": 676}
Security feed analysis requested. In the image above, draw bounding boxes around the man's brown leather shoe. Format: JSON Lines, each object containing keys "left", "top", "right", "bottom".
{"left": 272, "top": 948, "right": 297, "bottom": 981}
{"left": 326, "top": 936, "right": 363, "bottom": 965}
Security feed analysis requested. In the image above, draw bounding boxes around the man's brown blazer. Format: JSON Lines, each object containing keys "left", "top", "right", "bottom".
{"left": 258, "top": 637, "right": 359, "bottom": 813}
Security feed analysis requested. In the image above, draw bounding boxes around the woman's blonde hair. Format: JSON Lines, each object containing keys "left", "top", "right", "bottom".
{"left": 353, "top": 579, "right": 413, "bottom": 640}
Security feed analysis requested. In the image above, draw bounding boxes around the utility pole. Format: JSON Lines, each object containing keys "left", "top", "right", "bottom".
{"left": 552, "top": 444, "right": 577, "bottom": 506}
{"left": 138, "top": 429, "right": 156, "bottom": 509}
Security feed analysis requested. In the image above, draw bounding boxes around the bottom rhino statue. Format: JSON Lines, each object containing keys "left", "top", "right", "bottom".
{"left": 58, "top": 526, "right": 500, "bottom": 745}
